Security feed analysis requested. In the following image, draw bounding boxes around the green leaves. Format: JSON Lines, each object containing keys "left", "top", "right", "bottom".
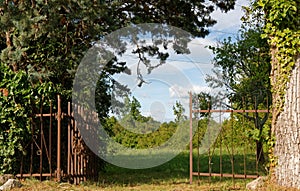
{"left": 0, "top": 64, "right": 30, "bottom": 173}
{"left": 173, "top": 101, "right": 187, "bottom": 123}
{"left": 256, "top": 0, "right": 300, "bottom": 123}
{"left": 0, "top": 63, "right": 57, "bottom": 174}
{"left": 208, "top": 27, "right": 271, "bottom": 102}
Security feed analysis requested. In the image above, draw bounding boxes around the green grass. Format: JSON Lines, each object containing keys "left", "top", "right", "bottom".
{"left": 98, "top": 151, "right": 189, "bottom": 186}
{"left": 95, "top": 149, "right": 264, "bottom": 190}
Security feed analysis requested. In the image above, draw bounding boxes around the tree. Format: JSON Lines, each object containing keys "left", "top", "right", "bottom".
{"left": 256, "top": 0, "right": 300, "bottom": 188}
{"left": 206, "top": 20, "right": 271, "bottom": 163}
{"left": 173, "top": 101, "right": 187, "bottom": 123}
{"left": 192, "top": 92, "right": 214, "bottom": 118}
{"left": 102, "top": 96, "right": 178, "bottom": 149}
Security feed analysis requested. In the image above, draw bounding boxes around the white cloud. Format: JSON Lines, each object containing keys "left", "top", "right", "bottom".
{"left": 169, "top": 84, "right": 214, "bottom": 99}
{"left": 192, "top": 85, "right": 213, "bottom": 94}
{"left": 210, "top": 0, "right": 249, "bottom": 31}
{"left": 207, "top": 0, "right": 250, "bottom": 42}
{"left": 169, "top": 84, "right": 190, "bottom": 99}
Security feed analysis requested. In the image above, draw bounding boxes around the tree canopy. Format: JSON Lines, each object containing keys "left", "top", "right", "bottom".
{"left": 1, "top": 0, "right": 236, "bottom": 90}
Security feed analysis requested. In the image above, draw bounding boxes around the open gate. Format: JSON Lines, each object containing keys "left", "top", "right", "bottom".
{"left": 16, "top": 95, "right": 101, "bottom": 184}
{"left": 189, "top": 92, "right": 270, "bottom": 185}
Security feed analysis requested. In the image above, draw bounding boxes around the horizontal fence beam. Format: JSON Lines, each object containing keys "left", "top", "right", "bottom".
{"left": 192, "top": 172, "right": 259, "bottom": 179}
{"left": 16, "top": 173, "right": 54, "bottom": 178}
{"left": 35, "top": 113, "right": 55, "bottom": 117}
{"left": 35, "top": 113, "right": 70, "bottom": 117}
{"left": 192, "top": 109, "right": 269, "bottom": 113}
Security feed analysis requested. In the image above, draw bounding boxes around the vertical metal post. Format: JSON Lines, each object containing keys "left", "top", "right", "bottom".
{"left": 189, "top": 92, "right": 193, "bottom": 184}
{"left": 230, "top": 100, "right": 235, "bottom": 187}
{"left": 197, "top": 122, "right": 200, "bottom": 184}
{"left": 208, "top": 100, "right": 211, "bottom": 185}
{"left": 67, "top": 102, "right": 71, "bottom": 177}
{"left": 71, "top": 105, "right": 75, "bottom": 182}
{"left": 40, "top": 97, "right": 44, "bottom": 181}
{"left": 30, "top": 119, "right": 34, "bottom": 176}
{"left": 81, "top": 152, "right": 84, "bottom": 182}
{"left": 57, "top": 95, "right": 62, "bottom": 182}
{"left": 219, "top": 100, "right": 223, "bottom": 181}
{"left": 49, "top": 100, "right": 52, "bottom": 180}
{"left": 243, "top": 97, "right": 247, "bottom": 179}
{"left": 254, "top": 97, "right": 259, "bottom": 177}
{"left": 83, "top": 155, "right": 87, "bottom": 182}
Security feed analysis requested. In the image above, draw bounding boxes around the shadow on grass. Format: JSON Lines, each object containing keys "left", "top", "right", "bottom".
{"left": 98, "top": 152, "right": 189, "bottom": 186}
{"left": 97, "top": 150, "right": 267, "bottom": 187}
{"left": 193, "top": 153, "right": 267, "bottom": 175}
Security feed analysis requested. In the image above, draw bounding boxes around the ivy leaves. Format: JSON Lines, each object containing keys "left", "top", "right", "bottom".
{"left": 0, "top": 63, "right": 57, "bottom": 174}
{"left": 256, "top": 0, "right": 300, "bottom": 121}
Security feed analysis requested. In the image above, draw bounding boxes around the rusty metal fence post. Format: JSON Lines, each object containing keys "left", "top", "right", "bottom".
{"left": 57, "top": 94, "right": 62, "bottom": 182}
{"left": 189, "top": 92, "right": 193, "bottom": 184}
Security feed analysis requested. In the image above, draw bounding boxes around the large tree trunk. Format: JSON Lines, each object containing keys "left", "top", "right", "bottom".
{"left": 272, "top": 55, "right": 300, "bottom": 188}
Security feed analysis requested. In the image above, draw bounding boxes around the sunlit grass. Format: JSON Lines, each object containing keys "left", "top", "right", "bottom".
{"left": 14, "top": 177, "right": 300, "bottom": 191}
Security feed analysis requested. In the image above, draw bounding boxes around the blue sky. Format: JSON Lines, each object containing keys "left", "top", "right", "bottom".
{"left": 113, "top": 0, "right": 249, "bottom": 122}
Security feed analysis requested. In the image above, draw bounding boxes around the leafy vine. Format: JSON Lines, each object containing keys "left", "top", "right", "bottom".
{"left": 256, "top": 0, "right": 300, "bottom": 126}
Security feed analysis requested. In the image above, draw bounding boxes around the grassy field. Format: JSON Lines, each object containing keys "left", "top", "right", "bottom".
{"left": 11, "top": 150, "right": 300, "bottom": 191}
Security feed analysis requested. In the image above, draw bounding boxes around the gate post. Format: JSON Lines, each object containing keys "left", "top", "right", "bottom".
{"left": 189, "top": 92, "right": 193, "bottom": 184}
{"left": 57, "top": 94, "right": 62, "bottom": 182}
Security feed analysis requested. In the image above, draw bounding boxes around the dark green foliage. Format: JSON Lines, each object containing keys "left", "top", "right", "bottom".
{"left": 192, "top": 92, "right": 215, "bottom": 118}
{"left": 0, "top": 63, "right": 56, "bottom": 174}
{"left": 0, "top": 0, "right": 237, "bottom": 84}
{"left": 207, "top": 28, "right": 271, "bottom": 102}
{"left": 192, "top": 118, "right": 208, "bottom": 148}
{"left": 103, "top": 118, "right": 178, "bottom": 149}
{"left": 256, "top": 0, "right": 300, "bottom": 124}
